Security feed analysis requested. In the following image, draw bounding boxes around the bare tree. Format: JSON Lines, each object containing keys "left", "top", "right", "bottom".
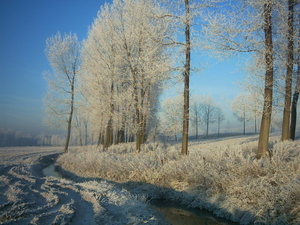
{"left": 215, "top": 105, "right": 225, "bottom": 137}
{"left": 163, "top": 0, "right": 221, "bottom": 155}
{"left": 239, "top": 72, "right": 265, "bottom": 134}
{"left": 201, "top": 96, "right": 216, "bottom": 138}
{"left": 44, "top": 32, "right": 80, "bottom": 153}
{"left": 231, "top": 94, "right": 251, "bottom": 135}
{"left": 190, "top": 97, "right": 202, "bottom": 139}
{"left": 160, "top": 96, "right": 183, "bottom": 141}
{"left": 249, "top": 92, "right": 263, "bottom": 134}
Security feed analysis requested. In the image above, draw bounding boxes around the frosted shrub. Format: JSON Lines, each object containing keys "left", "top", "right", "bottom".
{"left": 57, "top": 138, "right": 300, "bottom": 224}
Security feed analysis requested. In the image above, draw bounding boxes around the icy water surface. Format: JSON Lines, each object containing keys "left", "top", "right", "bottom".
{"left": 150, "top": 199, "right": 238, "bottom": 225}
{"left": 42, "top": 164, "right": 63, "bottom": 178}
{"left": 43, "top": 164, "right": 237, "bottom": 225}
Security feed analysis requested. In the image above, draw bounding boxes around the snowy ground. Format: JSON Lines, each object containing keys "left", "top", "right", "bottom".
{"left": 1, "top": 134, "right": 299, "bottom": 224}
{"left": 0, "top": 146, "right": 169, "bottom": 225}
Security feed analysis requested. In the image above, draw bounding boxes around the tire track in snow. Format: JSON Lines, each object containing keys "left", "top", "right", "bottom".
{"left": 0, "top": 148, "right": 95, "bottom": 225}
{"left": 0, "top": 147, "right": 169, "bottom": 225}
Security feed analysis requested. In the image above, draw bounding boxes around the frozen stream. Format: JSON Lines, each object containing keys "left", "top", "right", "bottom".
{"left": 43, "top": 164, "right": 238, "bottom": 225}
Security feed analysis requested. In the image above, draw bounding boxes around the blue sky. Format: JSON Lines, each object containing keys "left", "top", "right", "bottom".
{"left": 0, "top": 0, "right": 110, "bottom": 135}
{"left": 0, "top": 0, "right": 245, "bottom": 136}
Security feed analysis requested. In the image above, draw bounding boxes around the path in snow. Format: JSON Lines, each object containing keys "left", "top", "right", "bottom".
{"left": 0, "top": 147, "right": 168, "bottom": 225}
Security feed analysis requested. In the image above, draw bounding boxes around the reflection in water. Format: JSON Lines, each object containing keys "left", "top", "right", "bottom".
{"left": 150, "top": 200, "right": 238, "bottom": 225}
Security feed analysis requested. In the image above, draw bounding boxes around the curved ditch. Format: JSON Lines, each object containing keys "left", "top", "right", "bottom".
{"left": 42, "top": 164, "right": 63, "bottom": 178}
{"left": 43, "top": 164, "right": 238, "bottom": 225}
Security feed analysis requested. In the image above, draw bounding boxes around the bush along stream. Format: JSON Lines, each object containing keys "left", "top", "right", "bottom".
{"left": 43, "top": 163, "right": 239, "bottom": 225}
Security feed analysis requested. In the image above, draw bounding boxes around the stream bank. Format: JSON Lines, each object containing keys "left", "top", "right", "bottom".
{"left": 43, "top": 163, "right": 238, "bottom": 225}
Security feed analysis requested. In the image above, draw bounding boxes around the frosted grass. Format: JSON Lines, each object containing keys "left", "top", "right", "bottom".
{"left": 58, "top": 135, "right": 300, "bottom": 224}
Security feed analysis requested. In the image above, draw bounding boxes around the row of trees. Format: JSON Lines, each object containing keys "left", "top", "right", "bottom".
{"left": 161, "top": 95, "right": 225, "bottom": 140}
{"left": 44, "top": 0, "right": 300, "bottom": 158}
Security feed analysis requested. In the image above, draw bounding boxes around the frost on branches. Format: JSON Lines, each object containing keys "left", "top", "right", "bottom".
{"left": 81, "top": 0, "right": 173, "bottom": 151}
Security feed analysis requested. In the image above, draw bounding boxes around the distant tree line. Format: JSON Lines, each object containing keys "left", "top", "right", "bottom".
{"left": 0, "top": 127, "right": 71, "bottom": 147}
{"left": 160, "top": 95, "right": 226, "bottom": 140}
{"left": 0, "top": 128, "right": 38, "bottom": 147}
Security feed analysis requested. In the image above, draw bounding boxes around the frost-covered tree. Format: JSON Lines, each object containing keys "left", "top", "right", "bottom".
{"left": 44, "top": 32, "right": 81, "bottom": 153}
{"left": 201, "top": 0, "right": 284, "bottom": 158}
{"left": 200, "top": 95, "right": 216, "bottom": 138}
{"left": 81, "top": 2, "right": 120, "bottom": 148}
{"left": 73, "top": 105, "right": 90, "bottom": 146}
{"left": 249, "top": 92, "right": 263, "bottom": 134}
{"left": 215, "top": 105, "right": 225, "bottom": 136}
{"left": 162, "top": 0, "right": 222, "bottom": 155}
{"left": 239, "top": 72, "right": 265, "bottom": 134}
{"left": 181, "top": 0, "right": 191, "bottom": 155}
{"left": 290, "top": 20, "right": 300, "bottom": 139}
{"left": 81, "top": 0, "right": 173, "bottom": 151}
{"left": 190, "top": 97, "right": 202, "bottom": 139}
{"left": 160, "top": 95, "right": 183, "bottom": 141}
{"left": 231, "top": 94, "right": 252, "bottom": 135}
{"left": 281, "top": 0, "right": 295, "bottom": 141}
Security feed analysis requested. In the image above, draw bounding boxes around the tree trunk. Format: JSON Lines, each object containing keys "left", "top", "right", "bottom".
{"left": 115, "top": 121, "right": 125, "bottom": 145}
{"left": 206, "top": 120, "right": 209, "bottom": 138}
{"left": 64, "top": 78, "right": 75, "bottom": 153}
{"left": 128, "top": 135, "right": 134, "bottom": 143}
{"left": 136, "top": 116, "right": 146, "bottom": 152}
{"left": 97, "top": 130, "right": 104, "bottom": 146}
{"left": 141, "top": 113, "right": 147, "bottom": 144}
{"left": 282, "top": 0, "right": 294, "bottom": 141}
{"left": 84, "top": 121, "right": 88, "bottom": 145}
{"left": 104, "top": 119, "right": 113, "bottom": 149}
{"left": 255, "top": 115, "right": 257, "bottom": 134}
{"left": 134, "top": 100, "right": 142, "bottom": 152}
{"left": 195, "top": 116, "right": 199, "bottom": 139}
{"left": 118, "top": 129, "right": 125, "bottom": 143}
{"left": 181, "top": 0, "right": 191, "bottom": 156}
{"left": 104, "top": 83, "right": 115, "bottom": 149}
{"left": 290, "top": 14, "right": 300, "bottom": 140}
{"left": 256, "top": 1, "right": 273, "bottom": 159}
{"left": 136, "top": 133, "right": 143, "bottom": 152}
{"left": 64, "top": 116, "right": 72, "bottom": 153}
{"left": 290, "top": 92, "right": 299, "bottom": 140}
{"left": 79, "top": 129, "right": 83, "bottom": 146}
{"left": 290, "top": 62, "right": 300, "bottom": 140}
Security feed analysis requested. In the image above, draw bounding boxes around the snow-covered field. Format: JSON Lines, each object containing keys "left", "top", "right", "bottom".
{"left": 1, "top": 134, "right": 299, "bottom": 224}
{"left": 0, "top": 147, "right": 169, "bottom": 224}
